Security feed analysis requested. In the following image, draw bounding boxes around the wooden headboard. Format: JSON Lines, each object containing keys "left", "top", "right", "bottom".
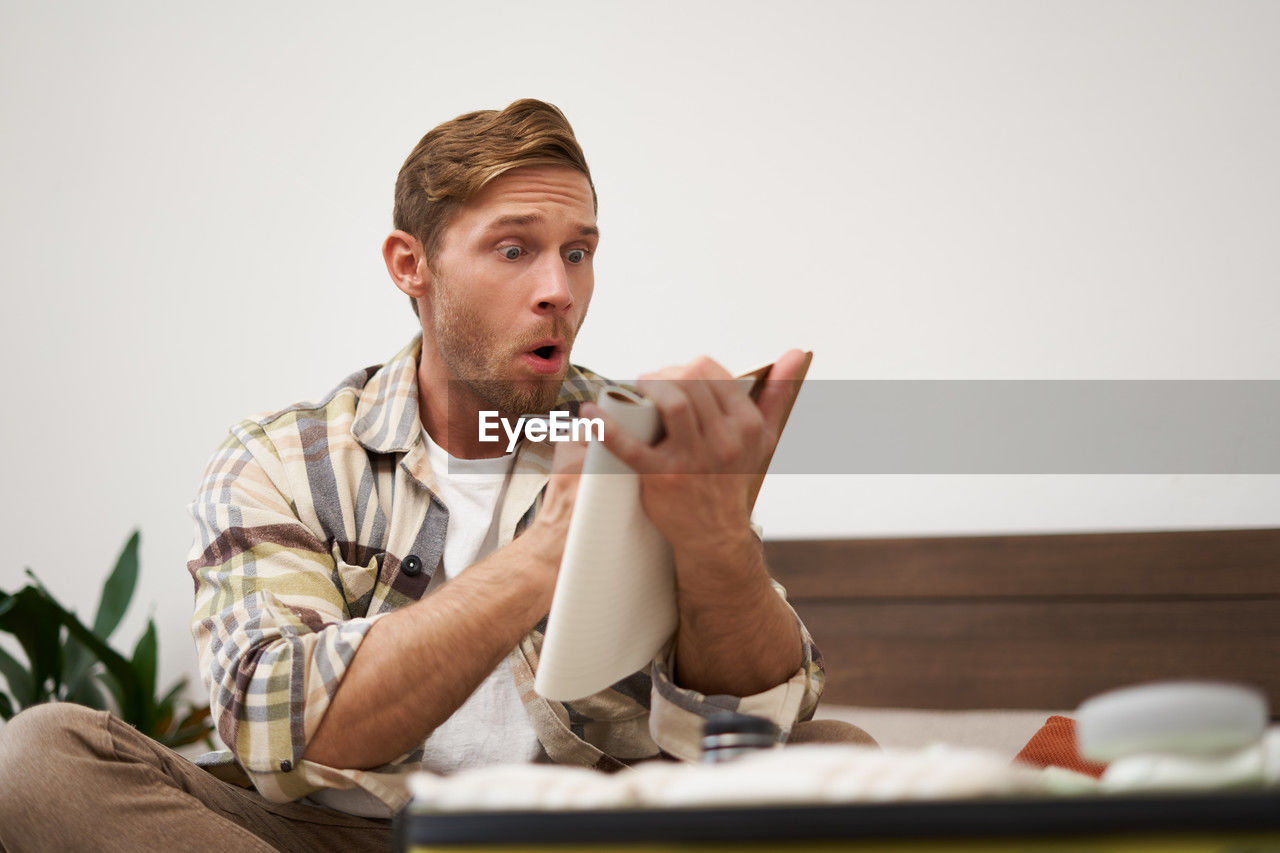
{"left": 764, "top": 528, "right": 1280, "bottom": 712}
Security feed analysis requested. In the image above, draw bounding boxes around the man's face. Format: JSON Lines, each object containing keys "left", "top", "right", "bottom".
{"left": 424, "top": 165, "right": 598, "bottom": 417}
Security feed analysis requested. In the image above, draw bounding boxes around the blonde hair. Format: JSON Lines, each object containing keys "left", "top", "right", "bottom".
{"left": 394, "top": 99, "right": 596, "bottom": 316}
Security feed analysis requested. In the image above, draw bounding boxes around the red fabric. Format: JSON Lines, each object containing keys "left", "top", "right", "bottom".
{"left": 1013, "top": 715, "right": 1109, "bottom": 779}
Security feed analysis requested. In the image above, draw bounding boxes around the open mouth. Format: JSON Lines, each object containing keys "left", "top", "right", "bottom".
{"left": 522, "top": 341, "right": 565, "bottom": 375}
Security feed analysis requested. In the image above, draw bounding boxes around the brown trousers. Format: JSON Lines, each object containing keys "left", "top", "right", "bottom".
{"left": 0, "top": 703, "right": 877, "bottom": 852}
{"left": 0, "top": 703, "right": 391, "bottom": 853}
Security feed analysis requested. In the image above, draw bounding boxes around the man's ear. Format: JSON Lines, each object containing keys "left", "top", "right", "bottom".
{"left": 383, "top": 230, "right": 431, "bottom": 302}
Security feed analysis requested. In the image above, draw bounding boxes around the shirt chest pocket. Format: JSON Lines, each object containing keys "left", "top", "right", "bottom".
{"left": 329, "top": 542, "right": 383, "bottom": 618}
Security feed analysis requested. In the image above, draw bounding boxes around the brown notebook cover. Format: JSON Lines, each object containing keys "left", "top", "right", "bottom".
{"left": 742, "top": 351, "right": 813, "bottom": 510}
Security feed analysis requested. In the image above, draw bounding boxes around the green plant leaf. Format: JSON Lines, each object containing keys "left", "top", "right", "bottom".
{"left": 61, "top": 636, "right": 93, "bottom": 701}
{"left": 161, "top": 723, "right": 210, "bottom": 749}
{"left": 54, "top": 603, "right": 145, "bottom": 725}
{"left": 0, "top": 585, "right": 65, "bottom": 702}
{"left": 0, "top": 643, "right": 35, "bottom": 708}
{"left": 159, "top": 704, "right": 215, "bottom": 749}
{"left": 157, "top": 678, "right": 186, "bottom": 709}
{"left": 0, "top": 690, "right": 13, "bottom": 720}
{"left": 154, "top": 678, "right": 186, "bottom": 727}
{"left": 100, "top": 664, "right": 125, "bottom": 712}
{"left": 132, "top": 618, "right": 159, "bottom": 733}
{"left": 22, "top": 568, "right": 50, "bottom": 595}
{"left": 64, "top": 668, "right": 110, "bottom": 710}
{"left": 59, "top": 532, "right": 140, "bottom": 689}
{"left": 94, "top": 530, "right": 140, "bottom": 641}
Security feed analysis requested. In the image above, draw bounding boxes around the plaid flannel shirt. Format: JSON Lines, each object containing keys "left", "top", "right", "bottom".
{"left": 187, "top": 334, "right": 824, "bottom": 810}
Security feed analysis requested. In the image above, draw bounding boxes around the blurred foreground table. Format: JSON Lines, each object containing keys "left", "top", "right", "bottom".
{"left": 397, "top": 790, "right": 1280, "bottom": 852}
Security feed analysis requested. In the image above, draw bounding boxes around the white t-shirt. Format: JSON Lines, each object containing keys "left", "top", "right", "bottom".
{"left": 309, "top": 430, "right": 541, "bottom": 817}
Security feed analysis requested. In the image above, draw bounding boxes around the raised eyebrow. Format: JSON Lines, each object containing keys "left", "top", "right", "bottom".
{"left": 487, "top": 213, "right": 542, "bottom": 229}
{"left": 482, "top": 214, "right": 599, "bottom": 240}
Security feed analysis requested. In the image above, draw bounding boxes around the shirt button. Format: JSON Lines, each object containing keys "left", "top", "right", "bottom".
{"left": 402, "top": 554, "right": 423, "bottom": 576}
{"left": 279, "top": 759, "right": 293, "bottom": 773}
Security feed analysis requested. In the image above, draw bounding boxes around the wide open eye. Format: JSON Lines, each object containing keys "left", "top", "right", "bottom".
{"left": 499, "top": 246, "right": 524, "bottom": 261}
{"left": 566, "top": 248, "right": 589, "bottom": 264}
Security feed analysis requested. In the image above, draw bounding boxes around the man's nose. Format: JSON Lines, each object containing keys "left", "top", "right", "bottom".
{"left": 531, "top": 254, "right": 574, "bottom": 314}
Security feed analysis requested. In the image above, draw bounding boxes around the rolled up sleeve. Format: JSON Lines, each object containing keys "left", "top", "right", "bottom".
{"left": 187, "top": 423, "right": 388, "bottom": 803}
{"left": 646, "top": 578, "right": 825, "bottom": 762}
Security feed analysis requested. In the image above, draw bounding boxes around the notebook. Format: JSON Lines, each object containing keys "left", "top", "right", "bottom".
{"left": 534, "top": 353, "right": 812, "bottom": 701}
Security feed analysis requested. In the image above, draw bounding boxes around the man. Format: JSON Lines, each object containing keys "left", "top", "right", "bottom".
{"left": 0, "top": 99, "right": 824, "bottom": 852}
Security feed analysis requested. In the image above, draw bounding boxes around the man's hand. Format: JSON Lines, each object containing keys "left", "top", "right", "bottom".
{"left": 581, "top": 349, "right": 807, "bottom": 560}
{"left": 580, "top": 350, "right": 808, "bottom": 697}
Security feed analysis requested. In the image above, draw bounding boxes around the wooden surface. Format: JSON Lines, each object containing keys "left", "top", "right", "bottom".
{"left": 764, "top": 528, "right": 1280, "bottom": 711}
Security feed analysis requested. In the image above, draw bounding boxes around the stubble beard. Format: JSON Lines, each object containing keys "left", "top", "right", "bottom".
{"left": 430, "top": 274, "right": 579, "bottom": 418}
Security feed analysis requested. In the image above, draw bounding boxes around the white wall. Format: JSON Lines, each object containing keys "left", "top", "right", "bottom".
{"left": 2, "top": 1, "right": 1277, "bottom": 697}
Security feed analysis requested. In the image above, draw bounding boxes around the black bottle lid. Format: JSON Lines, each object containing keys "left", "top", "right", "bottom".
{"left": 703, "top": 711, "right": 781, "bottom": 739}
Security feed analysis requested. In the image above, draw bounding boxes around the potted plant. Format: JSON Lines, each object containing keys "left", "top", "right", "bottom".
{"left": 0, "top": 531, "right": 213, "bottom": 748}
